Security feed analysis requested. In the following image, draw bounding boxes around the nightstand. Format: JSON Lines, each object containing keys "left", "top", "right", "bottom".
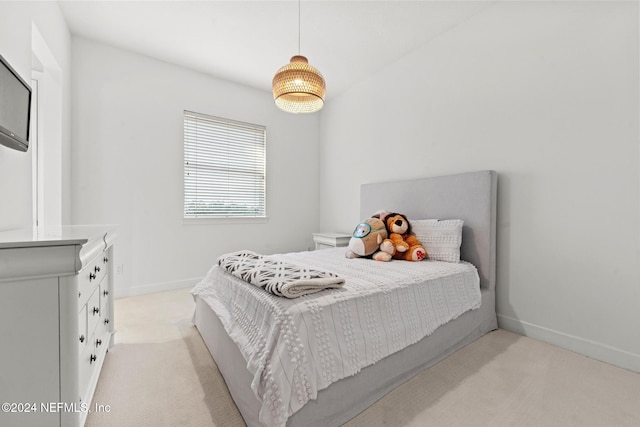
{"left": 312, "top": 232, "right": 351, "bottom": 250}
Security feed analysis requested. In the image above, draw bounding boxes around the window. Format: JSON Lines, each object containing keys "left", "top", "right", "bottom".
{"left": 184, "top": 111, "right": 266, "bottom": 218}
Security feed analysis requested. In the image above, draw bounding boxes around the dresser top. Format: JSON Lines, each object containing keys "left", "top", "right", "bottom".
{"left": 0, "top": 225, "right": 116, "bottom": 249}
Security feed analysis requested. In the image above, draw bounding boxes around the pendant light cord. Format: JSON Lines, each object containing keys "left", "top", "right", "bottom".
{"left": 298, "top": 0, "right": 301, "bottom": 55}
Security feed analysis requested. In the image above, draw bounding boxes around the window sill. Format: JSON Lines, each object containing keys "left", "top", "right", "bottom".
{"left": 182, "top": 217, "right": 269, "bottom": 225}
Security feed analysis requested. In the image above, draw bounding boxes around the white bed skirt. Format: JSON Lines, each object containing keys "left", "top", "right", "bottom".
{"left": 193, "top": 288, "right": 496, "bottom": 427}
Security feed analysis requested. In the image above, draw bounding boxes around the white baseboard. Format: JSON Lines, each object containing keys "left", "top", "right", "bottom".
{"left": 498, "top": 314, "right": 640, "bottom": 373}
{"left": 115, "top": 277, "right": 200, "bottom": 299}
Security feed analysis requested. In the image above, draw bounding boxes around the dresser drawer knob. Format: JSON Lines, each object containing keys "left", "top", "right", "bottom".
{"left": 89, "top": 272, "right": 96, "bottom": 281}
{"left": 104, "top": 318, "right": 110, "bottom": 325}
{"left": 103, "top": 257, "right": 109, "bottom": 263}
{"left": 103, "top": 290, "right": 109, "bottom": 297}
{"left": 79, "top": 335, "right": 85, "bottom": 343}
{"left": 90, "top": 354, "right": 96, "bottom": 364}
{"left": 95, "top": 266, "right": 101, "bottom": 273}
{"left": 92, "top": 307, "right": 100, "bottom": 315}
{"left": 96, "top": 339, "right": 102, "bottom": 347}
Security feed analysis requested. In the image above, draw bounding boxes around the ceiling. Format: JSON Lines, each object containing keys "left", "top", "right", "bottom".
{"left": 58, "top": 1, "right": 494, "bottom": 98}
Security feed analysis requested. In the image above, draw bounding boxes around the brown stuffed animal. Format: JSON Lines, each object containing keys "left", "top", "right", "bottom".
{"left": 377, "top": 212, "right": 427, "bottom": 261}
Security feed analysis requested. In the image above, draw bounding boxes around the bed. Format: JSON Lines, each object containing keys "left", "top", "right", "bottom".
{"left": 192, "top": 170, "right": 498, "bottom": 427}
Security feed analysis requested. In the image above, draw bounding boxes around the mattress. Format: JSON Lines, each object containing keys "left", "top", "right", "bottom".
{"left": 191, "top": 247, "right": 482, "bottom": 427}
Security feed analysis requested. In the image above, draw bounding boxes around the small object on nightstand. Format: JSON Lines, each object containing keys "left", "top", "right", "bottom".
{"left": 312, "top": 232, "right": 351, "bottom": 250}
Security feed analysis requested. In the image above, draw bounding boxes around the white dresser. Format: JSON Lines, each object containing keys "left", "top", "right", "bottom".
{"left": 0, "top": 226, "right": 116, "bottom": 427}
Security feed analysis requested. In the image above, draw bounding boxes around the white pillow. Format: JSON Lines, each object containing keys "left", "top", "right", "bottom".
{"left": 411, "top": 219, "right": 464, "bottom": 263}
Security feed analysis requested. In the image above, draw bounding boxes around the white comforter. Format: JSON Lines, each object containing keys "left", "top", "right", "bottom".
{"left": 191, "top": 247, "right": 481, "bottom": 427}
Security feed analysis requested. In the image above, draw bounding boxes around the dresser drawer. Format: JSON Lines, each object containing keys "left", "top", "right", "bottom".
{"left": 100, "top": 275, "right": 111, "bottom": 306}
{"left": 100, "top": 278, "right": 111, "bottom": 335}
{"left": 87, "top": 287, "right": 101, "bottom": 335}
{"left": 79, "top": 320, "right": 109, "bottom": 408}
{"left": 77, "top": 252, "right": 108, "bottom": 307}
{"left": 78, "top": 333, "right": 99, "bottom": 403}
{"left": 93, "top": 330, "right": 107, "bottom": 358}
{"left": 94, "top": 319, "right": 109, "bottom": 363}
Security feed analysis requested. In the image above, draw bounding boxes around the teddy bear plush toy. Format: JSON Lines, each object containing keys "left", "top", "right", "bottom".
{"left": 345, "top": 217, "right": 393, "bottom": 262}
{"left": 376, "top": 212, "right": 427, "bottom": 261}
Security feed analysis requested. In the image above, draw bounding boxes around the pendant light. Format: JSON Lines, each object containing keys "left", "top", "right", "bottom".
{"left": 272, "top": 0, "right": 326, "bottom": 114}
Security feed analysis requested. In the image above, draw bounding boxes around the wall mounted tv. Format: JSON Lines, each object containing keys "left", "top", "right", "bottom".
{"left": 0, "top": 53, "right": 32, "bottom": 152}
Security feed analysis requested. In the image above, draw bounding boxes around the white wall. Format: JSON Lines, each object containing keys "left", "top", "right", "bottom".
{"left": 319, "top": 2, "right": 640, "bottom": 372}
{"left": 0, "top": 2, "right": 71, "bottom": 230}
{"left": 4, "top": 0, "right": 637, "bottom": 374}
{"left": 71, "top": 37, "right": 321, "bottom": 297}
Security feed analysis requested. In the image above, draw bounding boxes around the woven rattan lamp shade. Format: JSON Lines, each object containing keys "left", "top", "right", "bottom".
{"left": 272, "top": 55, "right": 326, "bottom": 114}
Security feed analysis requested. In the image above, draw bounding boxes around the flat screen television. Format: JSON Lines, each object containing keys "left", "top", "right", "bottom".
{"left": 0, "top": 53, "right": 32, "bottom": 152}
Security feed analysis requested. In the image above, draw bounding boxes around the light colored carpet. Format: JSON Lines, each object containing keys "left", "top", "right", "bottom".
{"left": 86, "top": 288, "right": 640, "bottom": 427}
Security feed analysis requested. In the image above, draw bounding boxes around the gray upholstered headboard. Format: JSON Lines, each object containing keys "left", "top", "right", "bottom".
{"left": 360, "top": 170, "right": 497, "bottom": 291}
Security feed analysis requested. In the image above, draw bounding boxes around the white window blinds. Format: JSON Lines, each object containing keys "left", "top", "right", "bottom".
{"left": 184, "top": 111, "right": 266, "bottom": 218}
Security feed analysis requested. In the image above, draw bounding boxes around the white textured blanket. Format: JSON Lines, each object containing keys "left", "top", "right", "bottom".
{"left": 192, "top": 247, "right": 481, "bottom": 427}
{"left": 217, "top": 250, "right": 344, "bottom": 298}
